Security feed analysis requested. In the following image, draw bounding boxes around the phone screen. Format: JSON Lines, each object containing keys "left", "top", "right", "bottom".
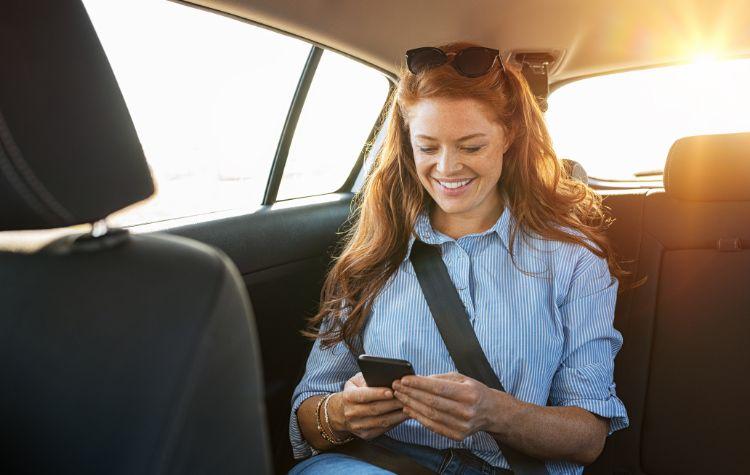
{"left": 357, "top": 354, "right": 415, "bottom": 388}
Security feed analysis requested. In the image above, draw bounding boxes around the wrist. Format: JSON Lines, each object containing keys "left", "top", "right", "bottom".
{"left": 485, "top": 389, "right": 525, "bottom": 437}
{"left": 326, "top": 392, "right": 350, "bottom": 437}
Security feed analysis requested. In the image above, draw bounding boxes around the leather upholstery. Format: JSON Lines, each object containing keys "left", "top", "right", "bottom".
{"left": 590, "top": 134, "right": 750, "bottom": 474}
{"left": 0, "top": 0, "right": 154, "bottom": 231}
{"left": 0, "top": 1, "right": 273, "bottom": 473}
{"left": 664, "top": 132, "right": 750, "bottom": 201}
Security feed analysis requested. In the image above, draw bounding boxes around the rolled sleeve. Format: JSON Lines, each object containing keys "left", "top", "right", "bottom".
{"left": 549, "top": 249, "right": 629, "bottom": 435}
{"left": 289, "top": 324, "right": 359, "bottom": 458}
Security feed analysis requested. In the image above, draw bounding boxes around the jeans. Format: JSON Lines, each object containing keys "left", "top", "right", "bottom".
{"left": 288, "top": 435, "right": 513, "bottom": 474}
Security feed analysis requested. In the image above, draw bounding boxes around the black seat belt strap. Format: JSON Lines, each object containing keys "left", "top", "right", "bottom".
{"left": 410, "top": 240, "right": 549, "bottom": 475}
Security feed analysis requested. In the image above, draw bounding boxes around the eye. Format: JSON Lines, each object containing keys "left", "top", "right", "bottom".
{"left": 462, "top": 145, "right": 485, "bottom": 153}
{"left": 418, "top": 146, "right": 438, "bottom": 154}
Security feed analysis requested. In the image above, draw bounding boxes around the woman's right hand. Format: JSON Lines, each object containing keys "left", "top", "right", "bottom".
{"left": 328, "top": 372, "right": 408, "bottom": 440}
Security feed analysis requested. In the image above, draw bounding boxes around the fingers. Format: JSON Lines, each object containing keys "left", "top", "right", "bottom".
{"left": 398, "top": 374, "right": 465, "bottom": 401}
{"left": 351, "top": 372, "right": 366, "bottom": 387}
{"left": 393, "top": 386, "right": 471, "bottom": 432}
{"left": 348, "top": 409, "right": 409, "bottom": 433}
{"left": 401, "top": 404, "right": 467, "bottom": 442}
{"left": 345, "top": 397, "right": 403, "bottom": 418}
{"left": 394, "top": 384, "right": 471, "bottom": 419}
{"left": 343, "top": 385, "right": 394, "bottom": 404}
{"left": 430, "top": 372, "right": 466, "bottom": 382}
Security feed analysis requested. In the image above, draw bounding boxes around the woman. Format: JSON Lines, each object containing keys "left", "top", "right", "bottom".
{"left": 288, "top": 41, "right": 629, "bottom": 475}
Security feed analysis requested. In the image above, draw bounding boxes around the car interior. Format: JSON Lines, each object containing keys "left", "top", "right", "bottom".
{"left": 1, "top": 0, "right": 748, "bottom": 474}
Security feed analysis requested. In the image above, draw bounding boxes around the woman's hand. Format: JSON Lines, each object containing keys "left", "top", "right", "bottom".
{"left": 392, "top": 372, "right": 508, "bottom": 441}
{"left": 328, "top": 372, "right": 408, "bottom": 440}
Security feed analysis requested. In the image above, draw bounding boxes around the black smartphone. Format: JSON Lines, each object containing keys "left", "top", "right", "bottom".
{"left": 357, "top": 354, "right": 415, "bottom": 388}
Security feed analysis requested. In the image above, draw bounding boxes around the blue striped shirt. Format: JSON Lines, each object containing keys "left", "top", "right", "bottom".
{"left": 289, "top": 205, "right": 629, "bottom": 474}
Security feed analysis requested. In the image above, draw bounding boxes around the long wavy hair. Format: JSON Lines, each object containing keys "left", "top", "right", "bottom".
{"left": 303, "top": 41, "right": 627, "bottom": 350}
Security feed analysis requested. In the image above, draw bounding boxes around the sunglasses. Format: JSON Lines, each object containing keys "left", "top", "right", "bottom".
{"left": 405, "top": 46, "right": 504, "bottom": 78}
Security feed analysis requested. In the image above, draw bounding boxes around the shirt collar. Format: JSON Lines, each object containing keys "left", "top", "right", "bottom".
{"left": 403, "top": 203, "right": 513, "bottom": 262}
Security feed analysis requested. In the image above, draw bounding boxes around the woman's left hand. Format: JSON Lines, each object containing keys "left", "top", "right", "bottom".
{"left": 392, "top": 372, "right": 507, "bottom": 441}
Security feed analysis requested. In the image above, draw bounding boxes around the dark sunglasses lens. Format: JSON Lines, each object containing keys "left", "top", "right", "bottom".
{"left": 454, "top": 48, "right": 497, "bottom": 77}
{"left": 407, "top": 48, "right": 447, "bottom": 74}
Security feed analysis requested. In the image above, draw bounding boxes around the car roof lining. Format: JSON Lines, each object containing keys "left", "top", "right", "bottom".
{"left": 180, "top": 0, "right": 750, "bottom": 85}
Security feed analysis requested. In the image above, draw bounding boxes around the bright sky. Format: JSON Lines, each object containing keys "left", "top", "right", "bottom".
{"left": 82, "top": 0, "right": 386, "bottom": 227}
{"left": 546, "top": 56, "right": 750, "bottom": 180}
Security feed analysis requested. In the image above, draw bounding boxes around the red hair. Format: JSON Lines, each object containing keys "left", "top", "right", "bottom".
{"left": 304, "top": 41, "right": 627, "bottom": 349}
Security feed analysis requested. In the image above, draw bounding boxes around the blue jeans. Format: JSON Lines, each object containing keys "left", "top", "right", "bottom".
{"left": 288, "top": 436, "right": 512, "bottom": 474}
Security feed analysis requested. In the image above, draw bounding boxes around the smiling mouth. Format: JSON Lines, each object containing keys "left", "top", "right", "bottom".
{"left": 433, "top": 177, "right": 475, "bottom": 191}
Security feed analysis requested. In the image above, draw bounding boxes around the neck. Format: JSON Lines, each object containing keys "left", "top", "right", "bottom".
{"left": 429, "top": 192, "right": 504, "bottom": 240}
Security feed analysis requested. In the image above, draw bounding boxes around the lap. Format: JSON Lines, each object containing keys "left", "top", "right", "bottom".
{"left": 288, "top": 452, "right": 395, "bottom": 474}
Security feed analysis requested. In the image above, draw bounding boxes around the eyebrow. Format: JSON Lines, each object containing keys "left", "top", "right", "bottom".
{"left": 415, "top": 133, "right": 486, "bottom": 142}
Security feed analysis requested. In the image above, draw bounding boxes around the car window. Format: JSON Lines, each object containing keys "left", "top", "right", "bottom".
{"left": 545, "top": 57, "right": 750, "bottom": 181}
{"left": 276, "top": 51, "right": 390, "bottom": 201}
{"left": 83, "top": 0, "right": 311, "bottom": 227}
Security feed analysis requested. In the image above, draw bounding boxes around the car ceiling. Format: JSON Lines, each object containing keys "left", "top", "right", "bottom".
{"left": 181, "top": 0, "right": 750, "bottom": 84}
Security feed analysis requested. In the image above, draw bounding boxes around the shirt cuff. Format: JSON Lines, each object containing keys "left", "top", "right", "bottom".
{"left": 289, "top": 391, "right": 330, "bottom": 459}
{"left": 552, "top": 392, "right": 630, "bottom": 435}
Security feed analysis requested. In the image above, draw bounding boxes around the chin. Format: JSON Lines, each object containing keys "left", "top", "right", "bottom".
{"left": 431, "top": 199, "right": 473, "bottom": 215}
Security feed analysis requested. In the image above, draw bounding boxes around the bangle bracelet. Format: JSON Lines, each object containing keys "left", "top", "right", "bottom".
{"left": 317, "top": 394, "right": 353, "bottom": 445}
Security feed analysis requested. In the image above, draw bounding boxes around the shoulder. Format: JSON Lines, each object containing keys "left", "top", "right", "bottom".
{"left": 511, "top": 224, "right": 611, "bottom": 291}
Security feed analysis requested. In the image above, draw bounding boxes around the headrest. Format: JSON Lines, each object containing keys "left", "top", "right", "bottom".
{"left": 562, "top": 158, "right": 589, "bottom": 184}
{"left": 664, "top": 132, "right": 750, "bottom": 202}
{"left": 0, "top": 0, "right": 154, "bottom": 231}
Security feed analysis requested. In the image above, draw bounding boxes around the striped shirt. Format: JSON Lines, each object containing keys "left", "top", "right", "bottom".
{"left": 289, "top": 205, "right": 629, "bottom": 474}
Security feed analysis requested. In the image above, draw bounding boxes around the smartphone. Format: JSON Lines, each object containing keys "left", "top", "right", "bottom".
{"left": 357, "top": 354, "right": 415, "bottom": 388}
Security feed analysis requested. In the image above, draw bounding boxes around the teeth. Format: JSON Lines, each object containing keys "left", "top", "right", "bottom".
{"left": 438, "top": 179, "right": 471, "bottom": 189}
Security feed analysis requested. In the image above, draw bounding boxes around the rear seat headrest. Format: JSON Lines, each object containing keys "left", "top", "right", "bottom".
{"left": 0, "top": 0, "right": 154, "bottom": 231}
{"left": 562, "top": 158, "right": 589, "bottom": 185}
{"left": 664, "top": 132, "right": 750, "bottom": 202}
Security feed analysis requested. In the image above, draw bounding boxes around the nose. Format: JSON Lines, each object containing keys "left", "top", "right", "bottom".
{"left": 435, "top": 148, "right": 462, "bottom": 175}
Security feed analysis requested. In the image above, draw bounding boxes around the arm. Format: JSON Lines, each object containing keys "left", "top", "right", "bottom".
{"left": 289, "top": 324, "right": 359, "bottom": 458}
{"left": 290, "top": 318, "right": 408, "bottom": 457}
{"left": 393, "top": 249, "right": 628, "bottom": 465}
{"left": 488, "top": 389, "right": 609, "bottom": 465}
{"left": 297, "top": 373, "right": 407, "bottom": 452}
{"left": 393, "top": 373, "right": 608, "bottom": 465}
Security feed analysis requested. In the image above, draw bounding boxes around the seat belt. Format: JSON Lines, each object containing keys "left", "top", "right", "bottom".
{"left": 409, "top": 240, "right": 549, "bottom": 475}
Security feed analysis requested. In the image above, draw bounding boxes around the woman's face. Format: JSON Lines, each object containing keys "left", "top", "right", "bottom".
{"left": 407, "top": 97, "right": 507, "bottom": 222}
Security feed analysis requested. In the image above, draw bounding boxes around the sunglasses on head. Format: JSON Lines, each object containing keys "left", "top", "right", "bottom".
{"left": 405, "top": 46, "right": 504, "bottom": 78}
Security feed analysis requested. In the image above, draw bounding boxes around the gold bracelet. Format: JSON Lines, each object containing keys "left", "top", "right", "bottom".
{"left": 317, "top": 393, "right": 353, "bottom": 445}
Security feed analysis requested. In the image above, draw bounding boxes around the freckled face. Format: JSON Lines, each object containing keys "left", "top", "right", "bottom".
{"left": 407, "top": 97, "right": 507, "bottom": 221}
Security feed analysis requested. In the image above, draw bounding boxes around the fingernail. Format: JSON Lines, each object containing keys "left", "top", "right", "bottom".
{"left": 384, "top": 390, "right": 392, "bottom": 398}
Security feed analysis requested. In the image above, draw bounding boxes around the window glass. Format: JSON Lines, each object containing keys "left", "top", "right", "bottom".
{"left": 545, "top": 57, "right": 750, "bottom": 181}
{"left": 82, "top": 0, "right": 310, "bottom": 226}
{"left": 276, "top": 51, "right": 390, "bottom": 200}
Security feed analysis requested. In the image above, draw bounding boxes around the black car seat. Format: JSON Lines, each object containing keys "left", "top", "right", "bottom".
{"left": 0, "top": 1, "right": 272, "bottom": 474}
{"left": 592, "top": 132, "right": 750, "bottom": 474}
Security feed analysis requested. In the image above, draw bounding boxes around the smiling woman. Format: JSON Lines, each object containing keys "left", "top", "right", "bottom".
{"left": 407, "top": 97, "right": 507, "bottom": 238}
{"left": 289, "top": 41, "right": 628, "bottom": 475}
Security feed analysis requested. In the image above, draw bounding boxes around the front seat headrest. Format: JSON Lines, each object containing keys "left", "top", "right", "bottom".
{"left": 0, "top": 0, "right": 154, "bottom": 231}
{"left": 664, "top": 132, "right": 750, "bottom": 202}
